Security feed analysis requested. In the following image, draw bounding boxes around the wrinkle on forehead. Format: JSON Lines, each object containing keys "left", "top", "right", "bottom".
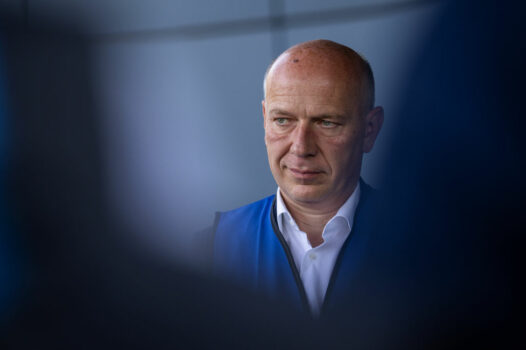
{"left": 264, "top": 40, "right": 374, "bottom": 115}
{"left": 267, "top": 71, "right": 354, "bottom": 95}
{"left": 267, "top": 52, "right": 360, "bottom": 97}
{"left": 265, "top": 60, "right": 362, "bottom": 116}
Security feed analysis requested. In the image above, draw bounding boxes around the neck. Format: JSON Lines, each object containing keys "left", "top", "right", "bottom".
{"left": 281, "top": 182, "right": 358, "bottom": 247}
{"left": 285, "top": 201, "right": 335, "bottom": 247}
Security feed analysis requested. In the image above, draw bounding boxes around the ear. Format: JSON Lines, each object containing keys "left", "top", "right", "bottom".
{"left": 262, "top": 100, "right": 267, "bottom": 128}
{"left": 363, "top": 106, "right": 384, "bottom": 153}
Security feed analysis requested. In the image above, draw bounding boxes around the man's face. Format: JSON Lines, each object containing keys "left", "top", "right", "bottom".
{"left": 263, "top": 64, "right": 369, "bottom": 208}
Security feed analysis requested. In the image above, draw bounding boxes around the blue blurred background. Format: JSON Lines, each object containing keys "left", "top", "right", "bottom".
{"left": 1, "top": 1, "right": 524, "bottom": 347}
{"left": 0, "top": 0, "right": 444, "bottom": 263}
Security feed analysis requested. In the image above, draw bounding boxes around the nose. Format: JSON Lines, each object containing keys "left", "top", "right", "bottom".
{"left": 290, "top": 122, "right": 317, "bottom": 157}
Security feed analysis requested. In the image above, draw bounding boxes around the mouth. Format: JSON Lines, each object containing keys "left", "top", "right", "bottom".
{"left": 288, "top": 167, "right": 323, "bottom": 180}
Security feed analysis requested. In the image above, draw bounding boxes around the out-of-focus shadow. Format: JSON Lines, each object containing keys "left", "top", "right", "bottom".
{"left": 322, "top": 0, "right": 524, "bottom": 348}
{"left": 0, "top": 14, "right": 329, "bottom": 349}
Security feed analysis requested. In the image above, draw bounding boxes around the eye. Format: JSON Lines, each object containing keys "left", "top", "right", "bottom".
{"left": 320, "top": 120, "right": 337, "bottom": 128}
{"left": 274, "top": 117, "right": 290, "bottom": 126}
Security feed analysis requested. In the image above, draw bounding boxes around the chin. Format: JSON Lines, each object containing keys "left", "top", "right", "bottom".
{"left": 284, "top": 184, "right": 329, "bottom": 204}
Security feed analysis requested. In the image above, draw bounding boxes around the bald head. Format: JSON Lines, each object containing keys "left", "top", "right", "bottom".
{"left": 263, "top": 39, "right": 375, "bottom": 117}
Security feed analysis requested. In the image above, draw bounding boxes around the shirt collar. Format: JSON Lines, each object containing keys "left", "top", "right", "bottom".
{"left": 275, "top": 182, "right": 361, "bottom": 234}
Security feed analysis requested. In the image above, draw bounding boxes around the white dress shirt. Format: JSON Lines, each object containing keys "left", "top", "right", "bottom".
{"left": 276, "top": 183, "right": 361, "bottom": 316}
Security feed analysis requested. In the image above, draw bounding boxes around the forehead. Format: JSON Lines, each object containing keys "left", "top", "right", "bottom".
{"left": 265, "top": 58, "right": 360, "bottom": 115}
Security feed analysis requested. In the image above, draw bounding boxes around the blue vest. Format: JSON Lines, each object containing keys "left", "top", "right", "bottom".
{"left": 213, "top": 181, "right": 377, "bottom": 316}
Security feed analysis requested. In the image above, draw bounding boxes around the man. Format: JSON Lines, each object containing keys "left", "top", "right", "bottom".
{"left": 213, "top": 39, "right": 384, "bottom": 317}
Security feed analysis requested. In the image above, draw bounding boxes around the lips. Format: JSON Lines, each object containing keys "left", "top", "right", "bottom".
{"left": 287, "top": 167, "right": 323, "bottom": 180}
{"left": 289, "top": 168, "right": 321, "bottom": 175}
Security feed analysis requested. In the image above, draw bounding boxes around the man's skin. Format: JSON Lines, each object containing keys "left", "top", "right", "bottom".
{"left": 262, "top": 40, "right": 384, "bottom": 247}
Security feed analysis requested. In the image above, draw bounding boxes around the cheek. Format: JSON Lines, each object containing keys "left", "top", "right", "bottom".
{"left": 265, "top": 141, "right": 290, "bottom": 175}
{"left": 264, "top": 127, "right": 286, "bottom": 142}
{"left": 336, "top": 128, "right": 363, "bottom": 150}
{"left": 265, "top": 131, "right": 289, "bottom": 159}
{"left": 323, "top": 135, "right": 354, "bottom": 153}
{"left": 323, "top": 133, "right": 363, "bottom": 166}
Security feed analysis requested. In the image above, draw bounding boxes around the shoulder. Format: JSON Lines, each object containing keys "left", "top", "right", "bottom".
{"left": 218, "top": 194, "right": 276, "bottom": 220}
{"left": 355, "top": 178, "right": 384, "bottom": 221}
{"left": 196, "top": 195, "right": 276, "bottom": 269}
{"left": 359, "top": 178, "right": 378, "bottom": 205}
{"left": 212, "top": 195, "right": 277, "bottom": 267}
{"left": 215, "top": 195, "right": 276, "bottom": 236}
{"left": 360, "top": 178, "right": 375, "bottom": 196}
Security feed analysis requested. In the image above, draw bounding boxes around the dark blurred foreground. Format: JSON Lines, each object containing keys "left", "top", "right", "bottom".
{"left": 0, "top": 14, "right": 328, "bottom": 350}
{"left": 0, "top": 0, "right": 524, "bottom": 348}
{"left": 322, "top": 1, "right": 524, "bottom": 347}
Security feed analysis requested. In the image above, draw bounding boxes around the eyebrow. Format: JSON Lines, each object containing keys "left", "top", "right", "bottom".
{"left": 268, "top": 108, "right": 295, "bottom": 117}
{"left": 313, "top": 114, "right": 346, "bottom": 121}
{"left": 269, "top": 108, "right": 346, "bottom": 120}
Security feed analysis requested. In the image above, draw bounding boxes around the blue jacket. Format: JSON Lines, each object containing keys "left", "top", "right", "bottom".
{"left": 213, "top": 180, "right": 379, "bottom": 317}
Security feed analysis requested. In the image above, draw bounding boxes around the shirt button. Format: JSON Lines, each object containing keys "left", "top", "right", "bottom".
{"left": 309, "top": 252, "right": 317, "bottom": 260}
